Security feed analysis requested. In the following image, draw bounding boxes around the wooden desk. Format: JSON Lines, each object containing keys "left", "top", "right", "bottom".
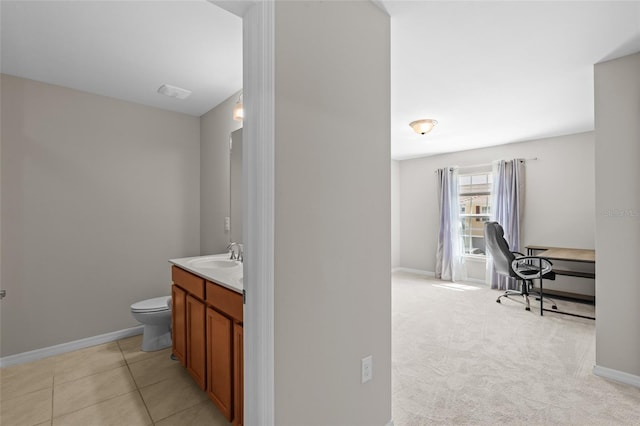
{"left": 537, "top": 247, "right": 595, "bottom": 263}
{"left": 526, "top": 246, "right": 595, "bottom": 279}
{"left": 526, "top": 245, "right": 596, "bottom": 320}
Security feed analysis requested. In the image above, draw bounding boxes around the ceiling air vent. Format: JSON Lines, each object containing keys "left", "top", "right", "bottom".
{"left": 157, "top": 84, "right": 192, "bottom": 100}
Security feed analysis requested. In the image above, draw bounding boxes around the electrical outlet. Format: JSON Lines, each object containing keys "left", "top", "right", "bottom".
{"left": 361, "top": 355, "right": 373, "bottom": 383}
{"left": 224, "top": 217, "right": 231, "bottom": 231}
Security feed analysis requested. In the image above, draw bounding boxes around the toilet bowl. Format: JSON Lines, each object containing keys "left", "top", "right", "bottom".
{"left": 131, "top": 296, "right": 172, "bottom": 352}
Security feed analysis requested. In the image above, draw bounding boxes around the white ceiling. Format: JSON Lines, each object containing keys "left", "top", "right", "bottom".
{"left": 0, "top": 0, "right": 242, "bottom": 117}
{"left": 2, "top": 1, "right": 639, "bottom": 159}
{"left": 385, "top": 1, "right": 640, "bottom": 160}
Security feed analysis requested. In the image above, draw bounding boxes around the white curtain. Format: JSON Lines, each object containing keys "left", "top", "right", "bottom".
{"left": 435, "top": 167, "right": 465, "bottom": 282}
{"left": 487, "top": 159, "right": 525, "bottom": 290}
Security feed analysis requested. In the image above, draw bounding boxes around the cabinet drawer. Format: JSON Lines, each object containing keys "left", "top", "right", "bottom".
{"left": 206, "top": 281, "right": 243, "bottom": 323}
{"left": 172, "top": 266, "right": 205, "bottom": 299}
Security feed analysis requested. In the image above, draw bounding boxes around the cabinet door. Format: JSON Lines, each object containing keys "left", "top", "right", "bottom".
{"left": 186, "top": 295, "right": 206, "bottom": 390}
{"left": 232, "top": 323, "right": 243, "bottom": 426}
{"left": 206, "top": 307, "right": 233, "bottom": 421}
{"left": 171, "top": 285, "right": 186, "bottom": 366}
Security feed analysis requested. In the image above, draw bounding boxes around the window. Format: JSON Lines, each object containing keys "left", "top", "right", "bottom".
{"left": 459, "top": 172, "right": 492, "bottom": 255}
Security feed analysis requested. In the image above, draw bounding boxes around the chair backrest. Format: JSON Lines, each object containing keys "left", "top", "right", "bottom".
{"left": 484, "top": 221, "right": 515, "bottom": 277}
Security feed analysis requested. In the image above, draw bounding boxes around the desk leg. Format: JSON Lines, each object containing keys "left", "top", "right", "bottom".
{"left": 540, "top": 277, "right": 544, "bottom": 316}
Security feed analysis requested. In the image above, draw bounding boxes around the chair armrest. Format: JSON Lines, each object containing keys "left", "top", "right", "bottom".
{"left": 511, "top": 256, "right": 553, "bottom": 279}
{"left": 514, "top": 254, "right": 553, "bottom": 266}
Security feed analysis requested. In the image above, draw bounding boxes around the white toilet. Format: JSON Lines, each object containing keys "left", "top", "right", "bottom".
{"left": 130, "top": 296, "right": 172, "bottom": 352}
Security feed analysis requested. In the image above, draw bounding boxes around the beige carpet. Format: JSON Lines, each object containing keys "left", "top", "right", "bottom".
{"left": 392, "top": 271, "right": 640, "bottom": 425}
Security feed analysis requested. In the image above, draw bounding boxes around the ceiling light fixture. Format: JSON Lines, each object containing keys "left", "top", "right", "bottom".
{"left": 409, "top": 119, "right": 438, "bottom": 135}
{"left": 232, "top": 91, "right": 244, "bottom": 122}
{"left": 157, "top": 84, "right": 192, "bottom": 100}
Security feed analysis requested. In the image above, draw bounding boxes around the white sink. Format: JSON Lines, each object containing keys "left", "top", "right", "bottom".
{"left": 188, "top": 258, "right": 239, "bottom": 269}
{"left": 170, "top": 253, "right": 244, "bottom": 292}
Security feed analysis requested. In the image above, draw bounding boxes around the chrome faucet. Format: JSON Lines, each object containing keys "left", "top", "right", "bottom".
{"left": 227, "top": 242, "right": 243, "bottom": 262}
{"left": 227, "top": 242, "right": 239, "bottom": 259}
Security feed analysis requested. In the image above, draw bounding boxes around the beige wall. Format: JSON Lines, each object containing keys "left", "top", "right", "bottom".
{"left": 0, "top": 74, "right": 201, "bottom": 356}
{"left": 274, "top": 1, "right": 391, "bottom": 424}
{"left": 200, "top": 91, "right": 242, "bottom": 255}
{"left": 594, "top": 52, "right": 640, "bottom": 377}
{"left": 398, "top": 132, "right": 596, "bottom": 292}
{"left": 391, "top": 160, "right": 400, "bottom": 268}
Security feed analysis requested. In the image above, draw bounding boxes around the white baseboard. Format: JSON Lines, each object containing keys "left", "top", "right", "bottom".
{"left": 392, "top": 267, "right": 435, "bottom": 277}
{"left": 0, "top": 325, "right": 143, "bottom": 368}
{"left": 593, "top": 364, "right": 640, "bottom": 389}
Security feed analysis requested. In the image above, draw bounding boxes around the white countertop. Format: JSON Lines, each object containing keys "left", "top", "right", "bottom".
{"left": 169, "top": 253, "right": 243, "bottom": 294}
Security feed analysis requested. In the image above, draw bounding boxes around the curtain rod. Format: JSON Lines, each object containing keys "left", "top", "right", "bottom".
{"left": 434, "top": 157, "right": 538, "bottom": 173}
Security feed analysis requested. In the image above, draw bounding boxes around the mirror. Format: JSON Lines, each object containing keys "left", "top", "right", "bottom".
{"left": 230, "top": 128, "right": 243, "bottom": 244}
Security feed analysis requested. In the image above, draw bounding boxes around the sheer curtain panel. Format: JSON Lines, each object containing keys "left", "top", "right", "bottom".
{"left": 436, "top": 167, "right": 465, "bottom": 282}
{"left": 487, "top": 159, "right": 525, "bottom": 290}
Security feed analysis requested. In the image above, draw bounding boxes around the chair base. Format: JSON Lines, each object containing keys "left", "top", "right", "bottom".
{"left": 496, "top": 289, "right": 557, "bottom": 311}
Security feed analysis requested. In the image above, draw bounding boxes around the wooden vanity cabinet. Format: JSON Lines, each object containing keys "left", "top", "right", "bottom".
{"left": 186, "top": 294, "right": 206, "bottom": 390}
{"left": 206, "top": 307, "right": 233, "bottom": 419}
{"left": 233, "top": 322, "right": 244, "bottom": 426}
{"left": 171, "top": 265, "right": 243, "bottom": 425}
{"left": 171, "top": 284, "right": 186, "bottom": 365}
{"left": 206, "top": 281, "right": 243, "bottom": 424}
{"left": 171, "top": 266, "right": 206, "bottom": 390}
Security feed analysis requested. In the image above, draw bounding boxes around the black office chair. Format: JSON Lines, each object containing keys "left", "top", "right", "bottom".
{"left": 484, "top": 221, "right": 557, "bottom": 311}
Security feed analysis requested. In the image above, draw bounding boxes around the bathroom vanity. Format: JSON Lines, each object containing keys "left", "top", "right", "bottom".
{"left": 169, "top": 254, "right": 243, "bottom": 425}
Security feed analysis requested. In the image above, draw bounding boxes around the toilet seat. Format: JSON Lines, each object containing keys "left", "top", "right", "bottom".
{"left": 131, "top": 296, "right": 171, "bottom": 313}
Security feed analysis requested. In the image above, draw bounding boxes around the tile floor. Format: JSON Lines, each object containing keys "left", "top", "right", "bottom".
{"left": 0, "top": 335, "right": 231, "bottom": 426}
